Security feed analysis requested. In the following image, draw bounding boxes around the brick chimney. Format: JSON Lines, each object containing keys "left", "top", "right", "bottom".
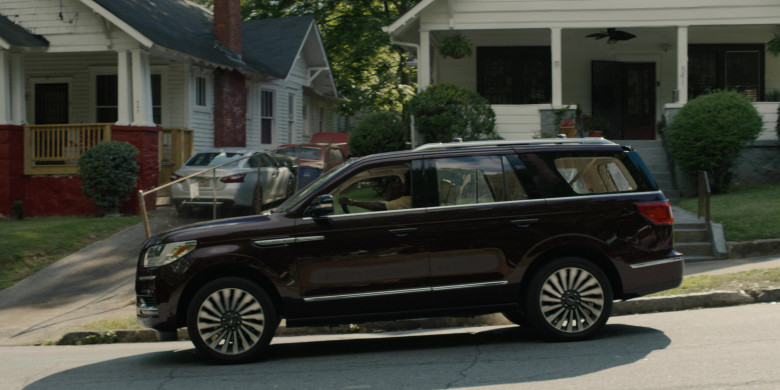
{"left": 213, "top": 0, "right": 242, "bottom": 55}
{"left": 212, "top": 0, "right": 246, "bottom": 148}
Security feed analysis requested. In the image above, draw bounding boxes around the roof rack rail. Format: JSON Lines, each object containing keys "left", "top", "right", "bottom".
{"left": 414, "top": 138, "right": 617, "bottom": 151}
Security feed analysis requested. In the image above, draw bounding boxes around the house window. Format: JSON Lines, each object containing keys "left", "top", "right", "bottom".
{"left": 688, "top": 44, "right": 765, "bottom": 101}
{"left": 96, "top": 75, "right": 118, "bottom": 122}
{"left": 477, "top": 47, "right": 551, "bottom": 104}
{"left": 261, "top": 89, "right": 274, "bottom": 144}
{"left": 195, "top": 76, "right": 207, "bottom": 107}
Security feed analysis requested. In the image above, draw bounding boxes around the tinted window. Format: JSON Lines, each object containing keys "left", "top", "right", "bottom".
{"left": 431, "top": 156, "right": 527, "bottom": 206}
{"left": 330, "top": 164, "right": 412, "bottom": 215}
{"left": 277, "top": 146, "right": 323, "bottom": 160}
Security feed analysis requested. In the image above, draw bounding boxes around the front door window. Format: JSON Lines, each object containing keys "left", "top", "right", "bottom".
{"left": 35, "top": 83, "right": 69, "bottom": 124}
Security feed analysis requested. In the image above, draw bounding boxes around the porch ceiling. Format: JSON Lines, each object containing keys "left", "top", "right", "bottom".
{"left": 0, "top": 13, "right": 48, "bottom": 50}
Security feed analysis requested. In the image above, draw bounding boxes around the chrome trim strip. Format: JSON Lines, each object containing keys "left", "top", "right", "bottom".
{"left": 432, "top": 281, "right": 508, "bottom": 291}
{"left": 304, "top": 287, "right": 431, "bottom": 302}
{"left": 254, "top": 236, "right": 325, "bottom": 246}
{"left": 546, "top": 191, "right": 664, "bottom": 203}
{"left": 138, "top": 275, "right": 156, "bottom": 282}
{"left": 629, "top": 256, "right": 685, "bottom": 269}
{"left": 303, "top": 281, "right": 509, "bottom": 302}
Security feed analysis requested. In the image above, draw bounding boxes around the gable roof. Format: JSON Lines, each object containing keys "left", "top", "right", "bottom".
{"left": 242, "top": 16, "right": 315, "bottom": 79}
{"left": 0, "top": 13, "right": 48, "bottom": 50}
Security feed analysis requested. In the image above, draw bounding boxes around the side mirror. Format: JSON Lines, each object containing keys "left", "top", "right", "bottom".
{"left": 304, "top": 194, "right": 334, "bottom": 218}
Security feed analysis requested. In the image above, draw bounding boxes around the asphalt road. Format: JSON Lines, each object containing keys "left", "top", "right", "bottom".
{"left": 3, "top": 304, "right": 779, "bottom": 390}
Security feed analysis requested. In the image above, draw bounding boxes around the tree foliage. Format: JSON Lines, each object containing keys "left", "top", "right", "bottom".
{"left": 407, "top": 83, "right": 499, "bottom": 143}
{"left": 667, "top": 90, "right": 763, "bottom": 193}
{"left": 78, "top": 141, "right": 139, "bottom": 216}
{"left": 348, "top": 113, "right": 406, "bottom": 156}
{"left": 193, "top": 0, "right": 421, "bottom": 116}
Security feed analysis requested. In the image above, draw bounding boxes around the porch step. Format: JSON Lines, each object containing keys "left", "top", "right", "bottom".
{"left": 624, "top": 139, "right": 681, "bottom": 203}
{"left": 672, "top": 206, "right": 716, "bottom": 262}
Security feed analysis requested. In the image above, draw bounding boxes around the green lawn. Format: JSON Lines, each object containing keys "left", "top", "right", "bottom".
{"left": 678, "top": 183, "right": 780, "bottom": 242}
{"left": 0, "top": 216, "right": 141, "bottom": 290}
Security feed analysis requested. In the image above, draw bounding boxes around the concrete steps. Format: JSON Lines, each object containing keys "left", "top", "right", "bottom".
{"left": 624, "top": 139, "right": 681, "bottom": 204}
{"left": 672, "top": 208, "right": 717, "bottom": 262}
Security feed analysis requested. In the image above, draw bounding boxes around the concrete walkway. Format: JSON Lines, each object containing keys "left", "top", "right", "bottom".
{"left": 1, "top": 208, "right": 779, "bottom": 346}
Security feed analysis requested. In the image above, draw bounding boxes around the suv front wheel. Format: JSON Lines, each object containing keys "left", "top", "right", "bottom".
{"left": 187, "top": 277, "right": 278, "bottom": 363}
{"left": 525, "top": 257, "right": 613, "bottom": 341}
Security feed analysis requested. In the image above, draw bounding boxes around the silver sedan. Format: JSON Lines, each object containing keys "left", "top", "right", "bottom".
{"left": 170, "top": 148, "right": 295, "bottom": 216}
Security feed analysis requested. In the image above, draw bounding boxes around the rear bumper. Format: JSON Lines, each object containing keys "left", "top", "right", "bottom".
{"left": 620, "top": 252, "right": 684, "bottom": 299}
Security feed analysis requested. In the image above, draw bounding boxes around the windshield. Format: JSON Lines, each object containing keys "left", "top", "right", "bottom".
{"left": 273, "top": 160, "right": 352, "bottom": 213}
{"left": 277, "top": 146, "right": 323, "bottom": 160}
{"left": 186, "top": 152, "right": 245, "bottom": 168}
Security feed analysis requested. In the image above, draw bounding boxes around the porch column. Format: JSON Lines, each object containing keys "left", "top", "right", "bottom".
{"left": 130, "top": 49, "right": 155, "bottom": 127}
{"left": 418, "top": 30, "right": 431, "bottom": 90}
{"left": 551, "top": 27, "right": 563, "bottom": 107}
{"left": 676, "top": 26, "right": 689, "bottom": 104}
{"left": 116, "top": 50, "right": 132, "bottom": 126}
{"left": 0, "top": 51, "right": 10, "bottom": 124}
{"left": 10, "top": 54, "right": 25, "bottom": 125}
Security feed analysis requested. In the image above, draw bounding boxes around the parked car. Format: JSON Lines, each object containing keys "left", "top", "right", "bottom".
{"left": 275, "top": 144, "right": 346, "bottom": 188}
{"left": 169, "top": 148, "right": 296, "bottom": 215}
{"left": 310, "top": 131, "right": 350, "bottom": 158}
{"left": 137, "top": 139, "right": 683, "bottom": 363}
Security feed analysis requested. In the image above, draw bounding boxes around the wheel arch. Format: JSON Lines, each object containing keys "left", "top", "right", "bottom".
{"left": 176, "top": 263, "right": 284, "bottom": 328}
{"left": 519, "top": 244, "right": 624, "bottom": 312}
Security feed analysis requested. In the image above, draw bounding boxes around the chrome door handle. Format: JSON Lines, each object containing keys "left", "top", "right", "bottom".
{"left": 511, "top": 218, "right": 539, "bottom": 227}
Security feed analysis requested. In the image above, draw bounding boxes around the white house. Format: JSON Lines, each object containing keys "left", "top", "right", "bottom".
{"left": 383, "top": 0, "right": 780, "bottom": 142}
{"left": 0, "top": 0, "right": 341, "bottom": 216}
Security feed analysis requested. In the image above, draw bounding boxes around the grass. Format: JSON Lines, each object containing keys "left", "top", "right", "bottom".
{"left": 81, "top": 317, "right": 141, "bottom": 330}
{"left": 0, "top": 215, "right": 141, "bottom": 290}
{"left": 678, "top": 183, "right": 780, "bottom": 242}
{"left": 650, "top": 267, "right": 780, "bottom": 296}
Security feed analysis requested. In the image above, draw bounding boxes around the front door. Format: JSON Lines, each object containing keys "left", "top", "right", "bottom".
{"left": 592, "top": 61, "right": 656, "bottom": 140}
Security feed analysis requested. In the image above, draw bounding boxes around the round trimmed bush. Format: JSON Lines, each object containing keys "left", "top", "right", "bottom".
{"left": 349, "top": 112, "right": 406, "bottom": 157}
{"left": 668, "top": 90, "right": 763, "bottom": 193}
{"left": 407, "top": 83, "right": 500, "bottom": 143}
{"left": 78, "top": 141, "right": 139, "bottom": 215}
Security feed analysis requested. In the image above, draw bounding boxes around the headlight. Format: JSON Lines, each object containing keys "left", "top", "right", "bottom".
{"left": 143, "top": 240, "right": 197, "bottom": 268}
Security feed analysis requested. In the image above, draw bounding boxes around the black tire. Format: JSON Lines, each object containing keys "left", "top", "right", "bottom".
{"left": 525, "top": 257, "right": 612, "bottom": 341}
{"left": 174, "top": 200, "right": 191, "bottom": 217}
{"left": 502, "top": 310, "right": 530, "bottom": 327}
{"left": 187, "top": 277, "right": 278, "bottom": 364}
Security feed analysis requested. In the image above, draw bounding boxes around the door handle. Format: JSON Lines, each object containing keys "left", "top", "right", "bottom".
{"left": 511, "top": 218, "right": 539, "bottom": 228}
{"left": 389, "top": 227, "right": 417, "bottom": 237}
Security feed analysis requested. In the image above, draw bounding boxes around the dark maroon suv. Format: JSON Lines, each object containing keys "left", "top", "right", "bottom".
{"left": 136, "top": 139, "right": 683, "bottom": 363}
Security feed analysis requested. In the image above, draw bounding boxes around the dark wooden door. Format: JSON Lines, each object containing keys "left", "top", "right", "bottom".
{"left": 591, "top": 61, "right": 622, "bottom": 139}
{"left": 621, "top": 63, "right": 656, "bottom": 140}
{"left": 35, "top": 83, "right": 69, "bottom": 124}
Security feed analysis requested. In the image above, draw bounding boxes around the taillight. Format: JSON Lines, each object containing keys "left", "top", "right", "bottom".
{"left": 220, "top": 173, "right": 247, "bottom": 183}
{"left": 636, "top": 201, "right": 674, "bottom": 225}
{"left": 170, "top": 173, "right": 183, "bottom": 181}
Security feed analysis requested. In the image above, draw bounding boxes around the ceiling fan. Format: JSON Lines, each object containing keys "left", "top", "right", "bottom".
{"left": 586, "top": 28, "right": 637, "bottom": 44}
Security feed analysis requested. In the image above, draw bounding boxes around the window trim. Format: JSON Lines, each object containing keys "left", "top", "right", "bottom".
{"left": 261, "top": 89, "right": 275, "bottom": 145}
{"left": 477, "top": 46, "right": 552, "bottom": 105}
{"left": 688, "top": 44, "right": 765, "bottom": 101}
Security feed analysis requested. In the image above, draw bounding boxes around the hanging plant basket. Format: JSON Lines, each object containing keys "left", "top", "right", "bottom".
{"left": 767, "top": 34, "right": 780, "bottom": 57}
{"left": 438, "top": 33, "right": 473, "bottom": 59}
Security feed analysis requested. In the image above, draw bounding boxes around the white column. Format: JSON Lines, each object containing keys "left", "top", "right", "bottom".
{"left": 418, "top": 30, "right": 431, "bottom": 91}
{"left": 130, "top": 48, "right": 154, "bottom": 126}
{"left": 0, "top": 51, "right": 10, "bottom": 124}
{"left": 677, "top": 26, "right": 689, "bottom": 104}
{"left": 116, "top": 50, "right": 132, "bottom": 126}
{"left": 551, "top": 28, "right": 563, "bottom": 107}
{"left": 10, "top": 54, "right": 26, "bottom": 125}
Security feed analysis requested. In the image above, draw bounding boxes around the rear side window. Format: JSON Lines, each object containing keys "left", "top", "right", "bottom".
{"left": 431, "top": 155, "right": 528, "bottom": 206}
{"left": 519, "top": 151, "right": 652, "bottom": 197}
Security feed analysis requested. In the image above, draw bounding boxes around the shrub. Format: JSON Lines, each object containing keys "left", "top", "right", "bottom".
{"left": 407, "top": 83, "right": 500, "bottom": 143}
{"left": 78, "top": 141, "right": 139, "bottom": 216}
{"left": 667, "top": 90, "right": 763, "bottom": 193}
{"left": 349, "top": 113, "right": 407, "bottom": 157}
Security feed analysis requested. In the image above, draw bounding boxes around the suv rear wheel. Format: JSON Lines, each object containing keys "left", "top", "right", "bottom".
{"left": 187, "top": 277, "right": 278, "bottom": 363}
{"left": 525, "top": 257, "right": 613, "bottom": 340}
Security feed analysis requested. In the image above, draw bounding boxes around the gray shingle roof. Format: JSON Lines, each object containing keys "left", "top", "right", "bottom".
{"left": 0, "top": 13, "right": 48, "bottom": 48}
{"left": 242, "top": 16, "right": 315, "bottom": 79}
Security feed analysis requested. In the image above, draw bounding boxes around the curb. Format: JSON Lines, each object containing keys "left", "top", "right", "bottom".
{"left": 55, "top": 288, "right": 780, "bottom": 345}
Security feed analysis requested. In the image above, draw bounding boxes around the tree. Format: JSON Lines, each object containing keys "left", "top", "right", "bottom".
{"left": 348, "top": 113, "right": 406, "bottom": 156}
{"left": 667, "top": 90, "right": 763, "bottom": 193}
{"left": 194, "top": 0, "right": 420, "bottom": 116}
{"left": 407, "top": 83, "right": 500, "bottom": 143}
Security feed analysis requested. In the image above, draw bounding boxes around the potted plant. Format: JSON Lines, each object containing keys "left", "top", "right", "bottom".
{"left": 767, "top": 34, "right": 780, "bottom": 57}
{"left": 438, "top": 33, "right": 473, "bottom": 59}
{"left": 558, "top": 118, "right": 576, "bottom": 138}
{"left": 584, "top": 116, "right": 610, "bottom": 138}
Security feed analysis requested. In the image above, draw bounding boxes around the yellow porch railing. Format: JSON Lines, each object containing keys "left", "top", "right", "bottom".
{"left": 24, "top": 123, "right": 113, "bottom": 175}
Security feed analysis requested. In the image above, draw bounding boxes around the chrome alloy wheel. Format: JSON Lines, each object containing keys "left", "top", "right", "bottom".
{"left": 196, "top": 288, "right": 266, "bottom": 356}
{"left": 539, "top": 267, "right": 605, "bottom": 333}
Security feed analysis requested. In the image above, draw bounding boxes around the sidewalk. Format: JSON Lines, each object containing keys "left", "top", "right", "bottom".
{"left": 1, "top": 208, "right": 779, "bottom": 346}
